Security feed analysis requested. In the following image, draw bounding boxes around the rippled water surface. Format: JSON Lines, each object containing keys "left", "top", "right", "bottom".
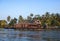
{"left": 0, "top": 29, "right": 60, "bottom": 41}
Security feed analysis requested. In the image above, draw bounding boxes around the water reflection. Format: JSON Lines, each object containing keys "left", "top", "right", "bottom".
{"left": 0, "top": 29, "right": 60, "bottom": 41}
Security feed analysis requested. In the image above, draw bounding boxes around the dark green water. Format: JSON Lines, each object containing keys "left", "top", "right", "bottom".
{"left": 0, "top": 29, "right": 60, "bottom": 41}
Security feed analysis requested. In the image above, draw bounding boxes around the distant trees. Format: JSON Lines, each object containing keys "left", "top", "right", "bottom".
{"left": 9, "top": 17, "right": 17, "bottom": 27}
{"left": 7, "top": 12, "right": 60, "bottom": 27}
{"left": 27, "top": 13, "right": 34, "bottom": 23}
{"left": 6, "top": 16, "right": 17, "bottom": 27}
{"left": 0, "top": 12, "right": 60, "bottom": 28}
{"left": 38, "top": 12, "right": 60, "bottom": 26}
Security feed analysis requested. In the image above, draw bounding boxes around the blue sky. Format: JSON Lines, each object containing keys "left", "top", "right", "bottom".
{"left": 0, "top": 0, "right": 60, "bottom": 20}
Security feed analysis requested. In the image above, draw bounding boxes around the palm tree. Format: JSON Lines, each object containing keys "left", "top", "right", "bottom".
{"left": 18, "top": 15, "right": 24, "bottom": 23}
{"left": 9, "top": 18, "right": 17, "bottom": 26}
{"left": 35, "top": 15, "right": 41, "bottom": 20}
{"left": 7, "top": 16, "right": 11, "bottom": 24}
{"left": 45, "top": 12, "right": 50, "bottom": 19}
{"left": 45, "top": 12, "right": 50, "bottom": 16}
{"left": 51, "top": 13, "right": 55, "bottom": 19}
{"left": 55, "top": 13, "right": 60, "bottom": 20}
{"left": 30, "top": 13, "right": 33, "bottom": 17}
{"left": 14, "top": 17, "right": 17, "bottom": 24}
{"left": 27, "top": 16, "right": 31, "bottom": 22}
{"left": 30, "top": 13, "right": 34, "bottom": 20}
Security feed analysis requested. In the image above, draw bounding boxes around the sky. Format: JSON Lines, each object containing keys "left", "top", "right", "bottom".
{"left": 0, "top": 0, "right": 60, "bottom": 20}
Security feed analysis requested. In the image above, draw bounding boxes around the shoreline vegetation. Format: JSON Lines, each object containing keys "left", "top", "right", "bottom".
{"left": 0, "top": 12, "right": 60, "bottom": 30}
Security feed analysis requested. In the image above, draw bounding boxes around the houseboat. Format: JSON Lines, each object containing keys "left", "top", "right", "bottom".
{"left": 14, "top": 20, "right": 41, "bottom": 29}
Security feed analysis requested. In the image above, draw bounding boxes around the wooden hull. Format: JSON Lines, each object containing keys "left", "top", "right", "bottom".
{"left": 14, "top": 23, "right": 41, "bottom": 29}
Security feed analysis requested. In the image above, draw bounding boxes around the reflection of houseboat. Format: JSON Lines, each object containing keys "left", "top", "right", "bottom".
{"left": 14, "top": 20, "right": 41, "bottom": 29}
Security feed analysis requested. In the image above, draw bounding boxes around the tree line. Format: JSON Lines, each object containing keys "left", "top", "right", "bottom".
{"left": 0, "top": 12, "right": 60, "bottom": 28}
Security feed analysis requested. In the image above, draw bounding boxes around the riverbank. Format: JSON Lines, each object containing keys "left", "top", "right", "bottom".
{"left": 1, "top": 26, "right": 59, "bottom": 31}
{"left": 0, "top": 26, "right": 60, "bottom": 31}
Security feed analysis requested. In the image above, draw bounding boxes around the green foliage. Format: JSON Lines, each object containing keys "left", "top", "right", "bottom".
{"left": 30, "top": 13, "right": 33, "bottom": 17}
{"left": 7, "top": 16, "right": 11, "bottom": 22}
{"left": 18, "top": 15, "right": 24, "bottom": 23}
{"left": 9, "top": 18, "right": 17, "bottom": 26}
{"left": 1, "top": 12, "right": 60, "bottom": 28}
{"left": 27, "top": 13, "right": 34, "bottom": 22}
{"left": 27, "top": 16, "right": 32, "bottom": 22}
{"left": 0, "top": 20, "right": 7, "bottom": 28}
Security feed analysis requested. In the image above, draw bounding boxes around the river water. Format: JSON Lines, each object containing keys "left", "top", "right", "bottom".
{"left": 0, "top": 29, "right": 60, "bottom": 41}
